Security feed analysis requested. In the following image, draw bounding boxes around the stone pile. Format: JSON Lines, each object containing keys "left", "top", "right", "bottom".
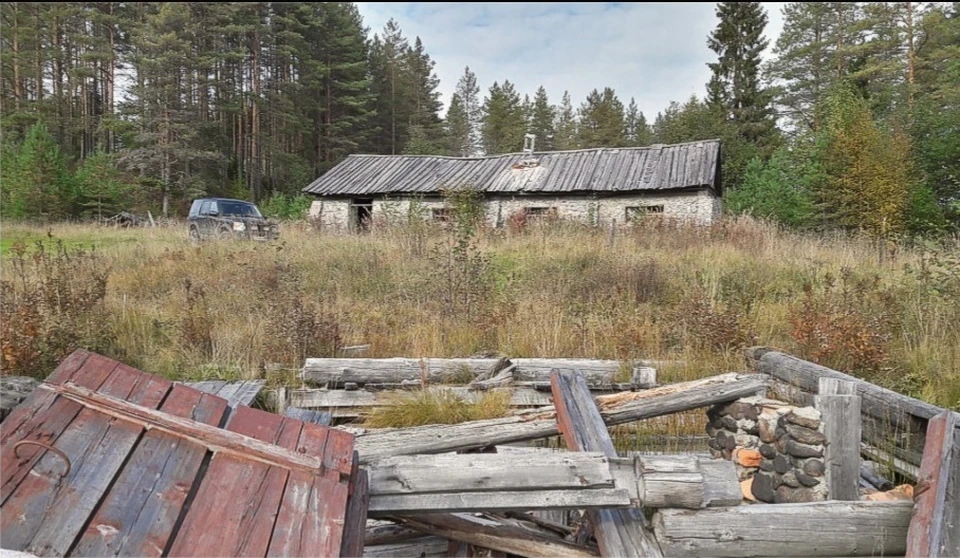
{"left": 707, "top": 395, "right": 828, "bottom": 503}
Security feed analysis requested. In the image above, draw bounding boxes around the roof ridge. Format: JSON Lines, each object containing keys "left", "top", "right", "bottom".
{"left": 344, "top": 139, "right": 721, "bottom": 161}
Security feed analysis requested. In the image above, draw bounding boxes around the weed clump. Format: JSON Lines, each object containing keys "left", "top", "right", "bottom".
{"left": 363, "top": 388, "right": 511, "bottom": 428}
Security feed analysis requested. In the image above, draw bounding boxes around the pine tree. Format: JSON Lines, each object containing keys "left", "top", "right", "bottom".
{"left": 481, "top": 80, "right": 526, "bottom": 154}
{"left": 529, "top": 86, "right": 555, "bottom": 151}
{"left": 767, "top": 2, "right": 876, "bottom": 133}
{"left": 707, "top": 2, "right": 777, "bottom": 151}
{"left": 406, "top": 37, "right": 443, "bottom": 142}
{"left": 578, "top": 87, "right": 626, "bottom": 148}
{"left": 453, "top": 66, "right": 482, "bottom": 156}
{"left": 553, "top": 90, "right": 578, "bottom": 150}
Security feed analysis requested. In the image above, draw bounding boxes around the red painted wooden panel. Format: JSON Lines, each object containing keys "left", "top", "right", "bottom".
{"left": 167, "top": 406, "right": 297, "bottom": 557}
{"left": 72, "top": 384, "right": 228, "bottom": 557}
{"left": 268, "top": 422, "right": 349, "bottom": 557}
{"left": 1, "top": 362, "right": 170, "bottom": 553}
{"left": 0, "top": 351, "right": 112, "bottom": 504}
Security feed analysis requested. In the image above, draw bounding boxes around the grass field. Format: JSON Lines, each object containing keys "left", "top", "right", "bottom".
{"left": 2, "top": 216, "right": 959, "bottom": 412}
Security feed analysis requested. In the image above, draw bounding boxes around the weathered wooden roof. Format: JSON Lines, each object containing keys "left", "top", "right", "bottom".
{"left": 302, "top": 140, "right": 721, "bottom": 197}
{"left": 0, "top": 350, "right": 367, "bottom": 557}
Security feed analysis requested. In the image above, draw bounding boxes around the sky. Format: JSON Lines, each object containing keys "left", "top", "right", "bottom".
{"left": 355, "top": 2, "right": 786, "bottom": 120}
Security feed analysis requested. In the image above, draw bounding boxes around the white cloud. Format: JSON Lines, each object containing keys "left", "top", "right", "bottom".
{"left": 356, "top": 2, "right": 787, "bottom": 119}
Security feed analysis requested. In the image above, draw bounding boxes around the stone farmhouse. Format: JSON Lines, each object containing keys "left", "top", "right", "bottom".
{"left": 303, "top": 138, "right": 722, "bottom": 231}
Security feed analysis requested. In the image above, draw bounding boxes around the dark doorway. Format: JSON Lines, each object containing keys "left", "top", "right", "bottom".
{"left": 351, "top": 198, "right": 374, "bottom": 232}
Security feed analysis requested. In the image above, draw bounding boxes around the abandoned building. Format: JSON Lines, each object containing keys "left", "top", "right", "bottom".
{"left": 303, "top": 138, "right": 722, "bottom": 230}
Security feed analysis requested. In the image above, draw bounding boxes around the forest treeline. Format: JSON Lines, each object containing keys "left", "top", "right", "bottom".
{"left": 0, "top": 2, "right": 957, "bottom": 234}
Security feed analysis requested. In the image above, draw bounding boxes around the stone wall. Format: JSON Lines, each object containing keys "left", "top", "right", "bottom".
{"left": 307, "top": 189, "right": 721, "bottom": 231}
{"left": 707, "top": 395, "right": 827, "bottom": 504}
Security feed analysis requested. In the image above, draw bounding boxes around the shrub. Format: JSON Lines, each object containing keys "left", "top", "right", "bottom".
{"left": 259, "top": 192, "right": 313, "bottom": 220}
{"left": 789, "top": 270, "right": 897, "bottom": 375}
{"left": 1, "top": 240, "right": 111, "bottom": 376}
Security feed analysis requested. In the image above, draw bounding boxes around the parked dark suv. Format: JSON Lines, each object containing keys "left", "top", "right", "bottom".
{"left": 188, "top": 198, "right": 279, "bottom": 242}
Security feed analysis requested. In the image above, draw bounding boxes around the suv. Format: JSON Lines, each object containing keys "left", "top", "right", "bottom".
{"left": 188, "top": 198, "right": 279, "bottom": 242}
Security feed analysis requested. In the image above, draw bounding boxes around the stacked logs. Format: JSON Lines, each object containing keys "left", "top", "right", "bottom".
{"left": 707, "top": 396, "right": 828, "bottom": 503}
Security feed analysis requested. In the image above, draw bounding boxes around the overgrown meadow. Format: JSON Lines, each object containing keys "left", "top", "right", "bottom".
{"left": 2, "top": 215, "right": 959, "bottom": 412}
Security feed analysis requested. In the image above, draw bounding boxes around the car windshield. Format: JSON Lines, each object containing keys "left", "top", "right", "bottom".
{"left": 218, "top": 201, "right": 262, "bottom": 218}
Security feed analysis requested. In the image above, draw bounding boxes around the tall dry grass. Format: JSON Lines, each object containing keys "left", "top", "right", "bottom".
{"left": 2, "top": 216, "right": 958, "bottom": 410}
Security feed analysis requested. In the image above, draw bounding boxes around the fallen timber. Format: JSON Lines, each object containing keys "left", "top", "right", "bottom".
{"left": 551, "top": 368, "right": 663, "bottom": 558}
{"left": 352, "top": 373, "right": 767, "bottom": 462}
{"left": 653, "top": 501, "right": 914, "bottom": 557}
{"left": 364, "top": 452, "right": 741, "bottom": 515}
{"left": 390, "top": 513, "right": 600, "bottom": 558}
{"left": 302, "top": 358, "right": 661, "bottom": 388}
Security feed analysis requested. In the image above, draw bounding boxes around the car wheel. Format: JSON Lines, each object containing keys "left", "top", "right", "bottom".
{"left": 217, "top": 226, "right": 233, "bottom": 241}
{"left": 189, "top": 226, "right": 201, "bottom": 243}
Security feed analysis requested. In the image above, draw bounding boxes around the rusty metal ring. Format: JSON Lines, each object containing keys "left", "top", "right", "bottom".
{"left": 13, "top": 440, "right": 72, "bottom": 478}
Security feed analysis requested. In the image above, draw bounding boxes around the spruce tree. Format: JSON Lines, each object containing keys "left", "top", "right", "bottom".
{"left": 481, "top": 80, "right": 526, "bottom": 154}
{"left": 553, "top": 91, "right": 578, "bottom": 150}
{"left": 445, "top": 93, "right": 472, "bottom": 156}
{"left": 369, "top": 19, "right": 412, "bottom": 155}
{"left": 14, "top": 121, "right": 75, "bottom": 218}
{"left": 625, "top": 98, "right": 654, "bottom": 146}
{"left": 453, "top": 66, "right": 483, "bottom": 156}
{"left": 406, "top": 37, "right": 443, "bottom": 143}
{"left": 707, "top": 2, "right": 777, "bottom": 151}
{"left": 577, "top": 87, "right": 626, "bottom": 148}
{"left": 529, "top": 86, "right": 555, "bottom": 151}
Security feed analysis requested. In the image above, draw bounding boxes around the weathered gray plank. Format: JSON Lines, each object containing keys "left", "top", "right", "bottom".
{"left": 906, "top": 411, "right": 959, "bottom": 558}
{"left": 394, "top": 513, "right": 599, "bottom": 558}
{"left": 354, "top": 373, "right": 766, "bottom": 462}
{"left": 184, "top": 380, "right": 226, "bottom": 397}
{"left": 551, "top": 369, "right": 663, "bottom": 558}
{"left": 815, "top": 392, "right": 861, "bottom": 501}
{"left": 367, "top": 452, "right": 615, "bottom": 496}
{"left": 186, "top": 379, "right": 264, "bottom": 409}
{"left": 362, "top": 537, "right": 449, "bottom": 558}
{"left": 283, "top": 406, "right": 332, "bottom": 426}
{"left": 365, "top": 522, "right": 424, "bottom": 546}
{"left": 653, "top": 501, "right": 913, "bottom": 557}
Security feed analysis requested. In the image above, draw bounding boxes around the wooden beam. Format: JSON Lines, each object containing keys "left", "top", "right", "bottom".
{"left": 367, "top": 452, "right": 616, "bottom": 495}
{"left": 653, "top": 501, "right": 913, "bottom": 557}
{"left": 354, "top": 374, "right": 766, "bottom": 462}
{"left": 393, "top": 513, "right": 599, "bottom": 558}
{"left": 302, "top": 358, "right": 653, "bottom": 388}
{"left": 816, "top": 378, "right": 861, "bottom": 501}
{"left": 368, "top": 488, "right": 631, "bottom": 516}
{"left": 551, "top": 369, "right": 663, "bottom": 558}
{"left": 38, "top": 382, "right": 350, "bottom": 478}
{"left": 906, "top": 411, "right": 959, "bottom": 558}
{"left": 290, "top": 386, "right": 557, "bottom": 410}
{"left": 609, "top": 455, "right": 741, "bottom": 509}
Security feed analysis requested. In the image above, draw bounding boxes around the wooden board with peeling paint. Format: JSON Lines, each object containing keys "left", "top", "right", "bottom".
{"left": 0, "top": 349, "right": 364, "bottom": 557}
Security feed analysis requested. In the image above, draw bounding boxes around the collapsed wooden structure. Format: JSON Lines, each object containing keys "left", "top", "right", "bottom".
{"left": 1, "top": 347, "right": 957, "bottom": 557}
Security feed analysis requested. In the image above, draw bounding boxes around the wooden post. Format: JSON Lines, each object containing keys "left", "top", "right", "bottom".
{"left": 551, "top": 369, "right": 663, "bottom": 558}
{"left": 906, "top": 411, "right": 959, "bottom": 558}
{"left": 816, "top": 378, "right": 861, "bottom": 501}
{"left": 631, "top": 367, "right": 657, "bottom": 389}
